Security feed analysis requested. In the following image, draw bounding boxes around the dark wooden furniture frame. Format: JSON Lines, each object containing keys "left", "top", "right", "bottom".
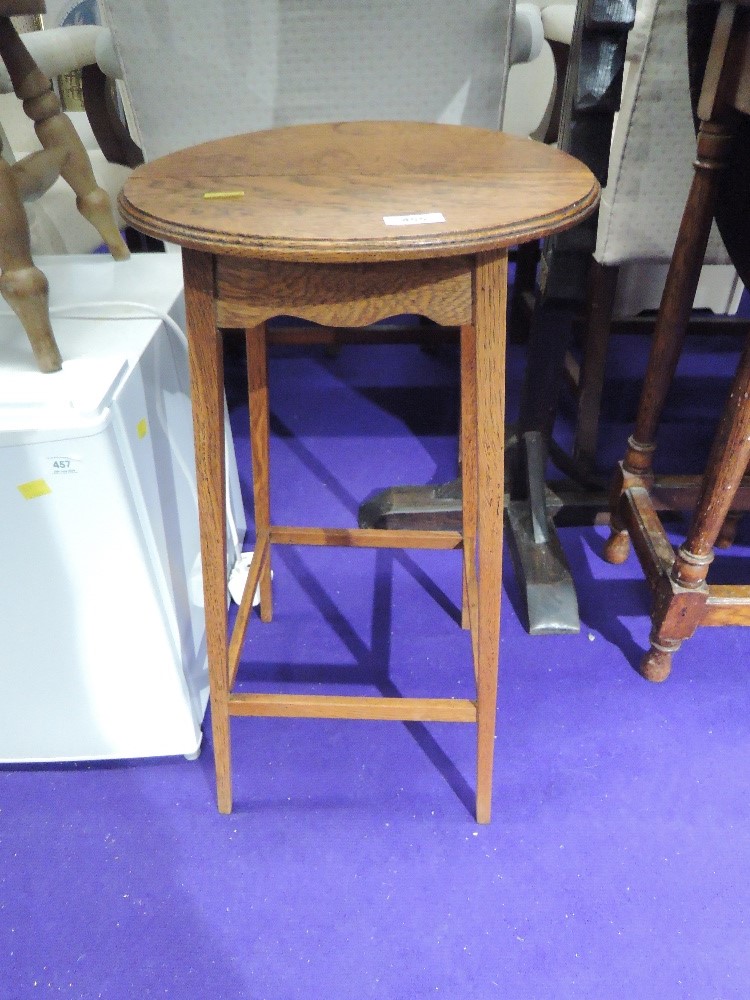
{"left": 604, "top": 1, "right": 750, "bottom": 680}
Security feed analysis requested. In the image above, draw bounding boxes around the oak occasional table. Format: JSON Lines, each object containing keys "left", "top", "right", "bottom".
{"left": 119, "top": 121, "right": 598, "bottom": 822}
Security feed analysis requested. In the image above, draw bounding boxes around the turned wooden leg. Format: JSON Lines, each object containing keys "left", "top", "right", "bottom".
{"left": 460, "top": 323, "right": 477, "bottom": 632}
{"left": 0, "top": 17, "right": 129, "bottom": 261}
{"left": 642, "top": 330, "right": 750, "bottom": 680}
{"left": 183, "top": 250, "right": 232, "bottom": 813}
{"left": 246, "top": 324, "right": 273, "bottom": 622}
{"left": 0, "top": 151, "right": 61, "bottom": 372}
{"left": 604, "top": 120, "right": 734, "bottom": 565}
{"left": 473, "top": 250, "right": 507, "bottom": 825}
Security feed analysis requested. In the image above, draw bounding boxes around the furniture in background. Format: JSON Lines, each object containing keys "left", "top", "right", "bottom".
{"left": 566, "top": 0, "right": 742, "bottom": 477}
{"left": 508, "top": 0, "right": 746, "bottom": 637}
{"left": 98, "top": 0, "right": 537, "bottom": 160}
{"left": 603, "top": 0, "right": 750, "bottom": 680}
{"left": 355, "top": 0, "right": 639, "bottom": 634}
{"left": 119, "top": 120, "right": 598, "bottom": 821}
{"left": 0, "top": 1, "right": 127, "bottom": 372}
{"left": 0, "top": 19, "right": 133, "bottom": 254}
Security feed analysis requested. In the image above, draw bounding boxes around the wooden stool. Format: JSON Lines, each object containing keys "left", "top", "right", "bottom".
{"left": 604, "top": 2, "right": 750, "bottom": 681}
{"left": 119, "top": 121, "right": 597, "bottom": 821}
{"left": 0, "top": 3, "right": 128, "bottom": 372}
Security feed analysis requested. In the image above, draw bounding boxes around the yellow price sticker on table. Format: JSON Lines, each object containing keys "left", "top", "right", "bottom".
{"left": 203, "top": 190, "right": 245, "bottom": 200}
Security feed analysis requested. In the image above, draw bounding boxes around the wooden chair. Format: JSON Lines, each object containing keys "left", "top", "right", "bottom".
{"left": 567, "top": 0, "right": 743, "bottom": 477}
{"left": 0, "top": 1, "right": 128, "bottom": 372}
{"left": 0, "top": 19, "right": 139, "bottom": 252}
{"left": 603, "top": 0, "right": 750, "bottom": 681}
{"left": 97, "top": 0, "right": 535, "bottom": 158}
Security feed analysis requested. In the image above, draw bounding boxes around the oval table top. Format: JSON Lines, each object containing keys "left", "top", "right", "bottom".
{"left": 119, "top": 121, "right": 599, "bottom": 263}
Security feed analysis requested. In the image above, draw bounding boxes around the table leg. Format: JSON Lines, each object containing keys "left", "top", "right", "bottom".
{"left": 473, "top": 250, "right": 507, "bottom": 824}
{"left": 183, "top": 250, "right": 231, "bottom": 813}
{"left": 460, "top": 323, "right": 478, "bottom": 633}
{"left": 246, "top": 324, "right": 273, "bottom": 621}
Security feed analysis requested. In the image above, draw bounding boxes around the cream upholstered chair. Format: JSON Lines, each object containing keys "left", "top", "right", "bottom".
{"left": 504, "top": 0, "right": 575, "bottom": 141}
{"left": 570, "top": 0, "right": 744, "bottom": 472}
{"left": 97, "top": 1, "right": 543, "bottom": 162}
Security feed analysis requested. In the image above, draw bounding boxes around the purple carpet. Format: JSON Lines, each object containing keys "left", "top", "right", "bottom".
{"left": 3, "top": 292, "right": 750, "bottom": 998}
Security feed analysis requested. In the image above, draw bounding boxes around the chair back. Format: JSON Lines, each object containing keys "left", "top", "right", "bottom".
{"left": 99, "top": 0, "right": 516, "bottom": 162}
{"left": 595, "top": 0, "right": 730, "bottom": 267}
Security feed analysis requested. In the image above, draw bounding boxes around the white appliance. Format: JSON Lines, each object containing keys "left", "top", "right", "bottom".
{"left": 0, "top": 254, "right": 246, "bottom": 762}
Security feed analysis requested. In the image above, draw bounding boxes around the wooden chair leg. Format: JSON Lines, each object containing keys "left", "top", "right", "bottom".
{"left": 643, "top": 336, "right": 750, "bottom": 680}
{"left": 604, "top": 120, "right": 734, "bottom": 564}
{"left": 183, "top": 250, "right": 232, "bottom": 813}
{"left": 460, "top": 323, "right": 478, "bottom": 632}
{"left": 572, "top": 261, "right": 619, "bottom": 474}
{"left": 473, "top": 250, "right": 507, "bottom": 824}
{"left": 0, "top": 156, "right": 61, "bottom": 371}
{"left": 246, "top": 324, "right": 273, "bottom": 622}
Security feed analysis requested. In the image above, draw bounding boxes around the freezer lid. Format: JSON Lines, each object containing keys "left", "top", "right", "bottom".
{"left": 0, "top": 355, "right": 130, "bottom": 433}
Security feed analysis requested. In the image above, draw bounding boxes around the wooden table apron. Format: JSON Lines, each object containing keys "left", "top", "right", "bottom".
{"left": 119, "top": 122, "right": 599, "bottom": 820}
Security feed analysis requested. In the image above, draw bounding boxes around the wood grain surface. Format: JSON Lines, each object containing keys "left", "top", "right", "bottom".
{"left": 120, "top": 121, "right": 599, "bottom": 262}
{"left": 215, "top": 256, "right": 473, "bottom": 328}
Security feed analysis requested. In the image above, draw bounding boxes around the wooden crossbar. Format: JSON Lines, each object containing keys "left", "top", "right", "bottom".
{"left": 228, "top": 693, "right": 477, "bottom": 722}
{"left": 269, "top": 525, "right": 463, "bottom": 549}
{"left": 704, "top": 586, "right": 750, "bottom": 626}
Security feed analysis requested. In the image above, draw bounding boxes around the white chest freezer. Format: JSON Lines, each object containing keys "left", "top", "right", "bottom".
{"left": 0, "top": 254, "right": 246, "bottom": 762}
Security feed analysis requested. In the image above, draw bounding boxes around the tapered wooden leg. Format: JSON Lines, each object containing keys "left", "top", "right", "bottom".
{"left": 183, "top": 250, "right": 232, "bottom": 813}
{"left": 246, "top": 324, "right": 273, "bottom": 621}
{"left": 473, "top": 250, "right": 507, "bottom": 824}
{"left": 460, "top": 323, "right": 478, "bottom": 632}
{"left": 604, "top": 120, "right": 734, "bottom": 564}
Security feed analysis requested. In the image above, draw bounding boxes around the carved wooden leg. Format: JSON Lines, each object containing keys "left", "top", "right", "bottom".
{"left": 246, "top": 324, "right": 273, "bottom": 622}
{"left": 0, "top": 17, "right": 129, "bottom": 261}
{"left": 0, "top": 152, "right": 61, "bottom": 372}
{"left": 460, "top": 323, "right": 477, "bottom": 632}
{"left": 473, "top": 250, "right": 506, "bottom": 825}
{"left": 183, "top": 250, "right": 232, "bottom": 813}
{"left": 604, "top": 120, "right": 734, "bottom": 564}
{"left": 643, "top": 336, "right": 750, "bottom": 680}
